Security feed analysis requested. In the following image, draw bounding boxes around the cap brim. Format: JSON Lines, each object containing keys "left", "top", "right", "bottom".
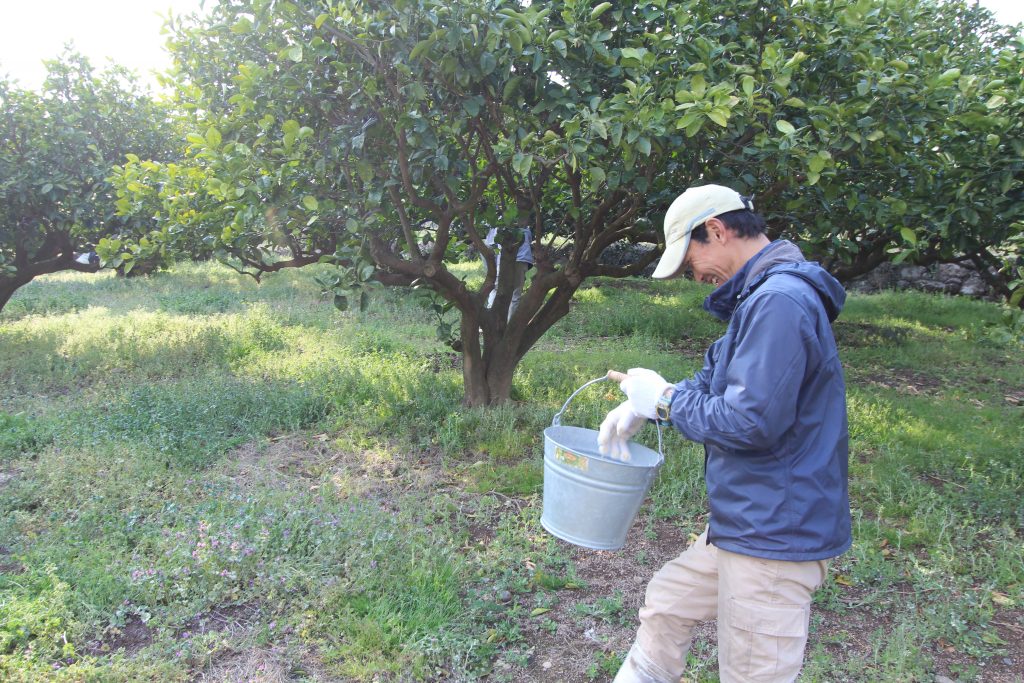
{"left": 651, "top": 231, "right": 691, "bottom": 279}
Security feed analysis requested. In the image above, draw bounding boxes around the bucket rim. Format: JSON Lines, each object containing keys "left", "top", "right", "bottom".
{"left": 543, "top": 424, "right": 662, "bottom": 469}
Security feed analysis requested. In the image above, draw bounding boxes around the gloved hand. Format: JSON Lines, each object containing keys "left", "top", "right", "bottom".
{"left": 619, "top": 368, "right": 673, "bottom": 421}
{"left": 597, "top": 400, "right": 646, "bottom": 460}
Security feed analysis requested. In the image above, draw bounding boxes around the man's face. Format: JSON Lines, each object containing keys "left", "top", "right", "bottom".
{"left": 682, "top": 229, "right": 733, "bottom": 288}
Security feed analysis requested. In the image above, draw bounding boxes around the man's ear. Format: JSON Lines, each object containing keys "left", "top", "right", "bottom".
{"left": 705, "top": 217, "right": 728, "bottom": 243}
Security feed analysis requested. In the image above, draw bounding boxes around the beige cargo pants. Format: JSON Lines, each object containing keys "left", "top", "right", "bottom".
{"left": 614, "top": 528, "right": 828, "bottom": 683}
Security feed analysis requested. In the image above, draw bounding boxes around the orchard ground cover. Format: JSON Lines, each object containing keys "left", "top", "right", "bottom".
{"left": 1, "top": 261, "right": 1021, "bottom": 681}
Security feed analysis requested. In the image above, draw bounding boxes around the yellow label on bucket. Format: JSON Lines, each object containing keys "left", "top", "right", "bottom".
{"left": 555, "top": 447, "right": 588, "bottom": 472}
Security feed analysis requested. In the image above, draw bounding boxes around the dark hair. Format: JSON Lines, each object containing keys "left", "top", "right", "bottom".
{"left": 690, "top": 204, "right": 766, "bottom": 244}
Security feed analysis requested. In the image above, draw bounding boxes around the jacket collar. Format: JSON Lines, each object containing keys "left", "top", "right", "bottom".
{"left": 702, "top": 240, "right": 805, "bottom": 321}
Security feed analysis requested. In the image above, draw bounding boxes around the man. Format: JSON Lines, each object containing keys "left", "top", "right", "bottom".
{"left": 599, "top": 184, "right": 851, "bottom": 683}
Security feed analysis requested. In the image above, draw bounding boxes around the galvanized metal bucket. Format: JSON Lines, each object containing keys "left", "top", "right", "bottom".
{"left": 541, "top": 376, "right": 664, "bottom": 551}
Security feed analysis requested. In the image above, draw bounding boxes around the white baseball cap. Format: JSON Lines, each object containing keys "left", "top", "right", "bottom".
{"left": 651, "top": 184, "right": 753, "bottom": 279}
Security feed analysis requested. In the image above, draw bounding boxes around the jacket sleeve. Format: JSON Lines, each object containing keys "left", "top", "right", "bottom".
{"left": 669, "top": 291, "right": 811, "bottom": 451}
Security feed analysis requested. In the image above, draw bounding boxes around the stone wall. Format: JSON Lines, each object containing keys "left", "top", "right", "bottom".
{"left": 846, "top": 261, "right": 998, "bottom": 299}
{"left": 599, "top": 243, "right": 1001, "bottom": 300}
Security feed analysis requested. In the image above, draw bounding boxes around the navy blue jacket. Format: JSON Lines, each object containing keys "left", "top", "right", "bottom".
{"left": 668, "top": 241, "right": 852, "bottom": 561}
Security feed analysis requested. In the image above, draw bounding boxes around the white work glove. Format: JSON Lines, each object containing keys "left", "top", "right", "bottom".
{"left": 597, "top": 400, "right": 646, "bottom": 460}
{"left": 619, "top": 368, "right": 673, "bottom": 421}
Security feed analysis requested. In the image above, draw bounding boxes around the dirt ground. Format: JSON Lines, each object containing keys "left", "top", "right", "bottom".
{"left": 165, "top": 437, "right": 1024, "bottom": 681}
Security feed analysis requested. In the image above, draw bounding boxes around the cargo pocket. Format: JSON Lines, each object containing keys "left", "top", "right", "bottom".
{"left": 722, "top": 597, "right": 809, "bottom": 682}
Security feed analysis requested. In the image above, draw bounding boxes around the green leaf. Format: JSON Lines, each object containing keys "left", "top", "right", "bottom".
{"left": 706, "top": 108, "right": 729, "bottom": 127}
{"left": 783, "top": 97, "right": 806, "bottom": 108}
{"left": 508, "top": 31, "right": 523, "bottom": 54}
{"left": 900, "top": 227, "right": 917, "bottom": 245}
{"left": 314, "top": 13, "right": 329, "bottom": 29}
{"left": 287, "top": 45, "right": 303, "bottom": 63}
{"left": 206, "top": 127, "right": 222, "bottom": 149}
{"left": 775, "top": 120, "right": 796, "bottom": 136}
{"left": 334, "top": 294, "right": 349, "bottom": 311}
{"left": 502, "top": 76, "right": 523, "bottom": 100}
{"left": 512, "top": 152, "right": 533, "bottom": 175}
{"left": 359, "top": 290, "right": 370, "bottom": 312}
{"left": 690, "top": 74, "right": 706, "bottom": 98}
{"left": 410, "top": 38, "right": 434, "bottom": 61}
{"left": 589, "top": 166, "right": 606, "bottom": 191}
{"left": 741, "top": 75, "right": 755, "bottom": 97}
{"left": 985, "top": 95, "right": 1006, "bottom": 109}
{"left": 676, "top": 111, "right": 701, "bottom": 130}
{"left": 590, "top": 2, "right": 613, "bottom": 19}
{"left": 892, "top": 249, "right": 912, "bottom": 264}
{"left": 480, "top": 52, "right": 497, "bottom": 75}
{"left": 231, "top": 17, "right": 253, "bottom": 33}
{"left": 937, "top": 68, "right": 961, "bottom": 85}
{"left": 636, "top": 137, "right": 651, "bottom": 156}
{"left": 302, "top": 195, "right": 319, "bottom": 211}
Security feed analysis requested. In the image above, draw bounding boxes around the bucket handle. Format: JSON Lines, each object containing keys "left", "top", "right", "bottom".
{"left": 552, "top": 375, "right": 665, "bottom": 465}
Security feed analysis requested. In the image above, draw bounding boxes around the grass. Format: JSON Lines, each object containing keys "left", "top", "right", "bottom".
{"left": 1, "top": 261, "right": 1022, "bottom": 681}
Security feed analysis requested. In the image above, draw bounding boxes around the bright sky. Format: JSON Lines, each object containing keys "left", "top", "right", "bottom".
{"left": 0, "top": 0, "right": 210, "bottom": 91}
{"left": 0, "top": 0, "right": 1021, "bottom": 92}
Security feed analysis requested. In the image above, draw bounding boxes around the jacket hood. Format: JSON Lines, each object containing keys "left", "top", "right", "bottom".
{"left": 704, "top": 240, "right": 846, "bottom": 322}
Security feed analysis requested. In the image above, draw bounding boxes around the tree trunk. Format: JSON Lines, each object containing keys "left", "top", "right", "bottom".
{"left": 0, "top": 250, "right": 100, "bottom": 314}
{"left": 457, "top": 270, "right": 581, "bottom": 407}
{"left": 0, "top": 279, "right": 22, "bottom": 314}
{"left": 459, "top": 311, "right": 523, "bottom": 406}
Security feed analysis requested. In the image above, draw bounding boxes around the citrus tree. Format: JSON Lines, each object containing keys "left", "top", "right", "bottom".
{"left": 0, "top": 54, "right": 177, "bottom": 312}
{"left": 111, "top": 0, "right": 1023, "bottom": 404}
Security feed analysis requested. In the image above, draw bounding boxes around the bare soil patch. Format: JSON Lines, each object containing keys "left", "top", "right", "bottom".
{"left": 84, "top": 615, "right": 154, "bottom": 657}
{"left": 930, "top": 608, "right": 1024, "bottom": 683}
{"left": 227, "top": 435, "right": 447, "bottom": 501}
{"left": 0, "top": 544, "right": 24, "bottom": 574}
{"left": 512, "top": 520, "right": 1024, "bottom": 683}
{"left": 855, "top": 366, "right": 948, "bottom": 396}
{"left": 516, "top": 517, "right": 713, "bottom": 682}
{"left": 426, "top": 351, "right": 462, "bottom": 373}
{"left": 181, "top": 601, "right": 263, "bottom": 638}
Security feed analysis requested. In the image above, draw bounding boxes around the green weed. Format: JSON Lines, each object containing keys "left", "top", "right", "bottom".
{"left": 1, "top": 261, "right": 1022, "bottom": 681}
